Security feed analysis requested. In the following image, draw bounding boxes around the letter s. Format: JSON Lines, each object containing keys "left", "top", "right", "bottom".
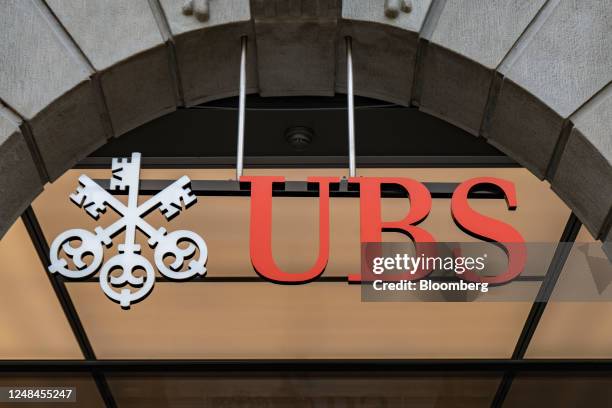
{"left": 451, "top": 177, "right": 526, "bottom": 284}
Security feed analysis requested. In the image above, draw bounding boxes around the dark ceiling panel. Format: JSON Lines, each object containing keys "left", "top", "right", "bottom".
{"left": 91, "top": 96, "right": 508, "bottom": 161}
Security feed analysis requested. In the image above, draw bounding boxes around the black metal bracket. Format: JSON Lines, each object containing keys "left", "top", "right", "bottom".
{"left": 96, "top": 179, "right": 506, "bottom": 199}
{"left": 21, "top": 208, "right": 117, "bottom": 408}
{"left": 490, "top": 213, "right": 582, "bottom": 408}
{"left": 1, "top": 359, "right": 611, "bottom": 373}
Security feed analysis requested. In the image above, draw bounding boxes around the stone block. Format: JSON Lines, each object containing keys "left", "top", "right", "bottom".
{"left": 30, "top": 83, "right": 108, "bottom": 180}
{"left": 427, "top": 0, "right": 547, "bottom": 70}
{"left": 0, "top": 107, "right": 43, "bottom": 239}
{"left": 45, "top": 0, "right": 177, "bottom": 136}
{"left": 552, "top": 83, "right": 612, "bottom": 238}
{"left": 417, "top": 44, "right": 492, "bottom": 134}
{"left": 500, "top": 1, "right": 612, "bottom": 119}
{"left": 159, "top": 0, "right": 257, "bottom": 105}
{"left": 338, "top": 0, "right": 432, "bottom": 105}
{"left": 0, "top": 1, "right": 90, "bottom": 120}
{"left": 45, "top": 0, "right": 164, "bottom": 70}
{"left": 252, "top": 0, "right": 338, "bottom": 96}
{"left": 100, "top": 49, "right": 177, "bottom": 135}
{"left": 0, "top": 0, "right": 107, "bottom": 179}
{"left": 418, "top": 0, "right": 546, "bottom": 134}
{"left": 485, "top": 78, "right": 564, "bottom": 178}
{"left": 488, "top": 0, "right": 612, "bottom": 176}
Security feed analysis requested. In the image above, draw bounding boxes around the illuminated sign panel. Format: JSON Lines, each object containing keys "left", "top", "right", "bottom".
{"left": 48, "top": 153, "right": 526, "bottom": 308}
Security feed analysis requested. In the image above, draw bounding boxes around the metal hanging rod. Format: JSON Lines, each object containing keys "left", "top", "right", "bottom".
{"left": 346, "top": 36, "right": 356, "bottom": 178}
{"left": 236, "top": 36, "right": 248, "bottom": 179}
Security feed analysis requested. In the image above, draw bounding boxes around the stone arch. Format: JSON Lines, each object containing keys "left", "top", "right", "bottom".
{"left": 0, "top": 0, "right": 610, "bottom": 252}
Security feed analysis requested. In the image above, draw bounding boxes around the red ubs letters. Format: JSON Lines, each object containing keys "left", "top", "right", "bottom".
{"left": 240, "top": 176, "right": 527, "bottom": 285}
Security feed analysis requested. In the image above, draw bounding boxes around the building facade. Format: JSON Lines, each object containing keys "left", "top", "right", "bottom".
{"left": 0, "top": 0, "right": 611, "bottom": 407}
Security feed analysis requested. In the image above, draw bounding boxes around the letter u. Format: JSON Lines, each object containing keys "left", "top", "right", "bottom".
{"left": 240, "top": 176, "right": 339, "bottom": 283}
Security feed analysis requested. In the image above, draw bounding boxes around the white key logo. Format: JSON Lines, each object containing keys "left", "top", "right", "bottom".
{"left": 48, "top": 153, "right": 207, "bottom": 308}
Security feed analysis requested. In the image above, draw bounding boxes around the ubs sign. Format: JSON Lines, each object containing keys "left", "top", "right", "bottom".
{"left": 48, "top": 153, "right": 525, "bottom": 308}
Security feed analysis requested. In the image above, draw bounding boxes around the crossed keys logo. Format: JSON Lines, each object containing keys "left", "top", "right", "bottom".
{"left": 48, "top": 153, "right": 207, "bottom": 308}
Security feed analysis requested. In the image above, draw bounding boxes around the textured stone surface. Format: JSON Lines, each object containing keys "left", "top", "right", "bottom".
{"left": 338, "top": 0, "right": 432, "bottom": 105}
{"left": 552, "top": 83, "right": 612, "bottom": 237}
{"left": 159, "top": 0, "right": 257, "bottom": 105}
{"left": 0, "top": 0, "right": 107, "bottom": 180}
{"left": 0, "top": 0, "right": 90, "bottom": 118}
{"left": 488, "top": 0, "right": 612, "bottom": 176}
{"left": 418, "top": 0, "right": 546, "bottom": 134}
{"left": 45, "top": 0, "right": 164, "bottom": 71}
{"left": 252, "top": 0, "right": 338, "bottom": 96}
{"left": 46, "top": 0, "right": 177, "bottom": 136}
{"left": 428, "top": 0, "right": 547, "bottom": 69}
{"left": 417, "top": 45, "right": 493, "bottom": 134}
{"left": 500, "top": 1, "right": 612, "bottom": 119}
{"left": 486, "top": 78, "right": 564, "bottom": 177}
{"left": 30, "top": 83, "right": 107, "bottom": 180}
{"left": 0, "top": 107, "right": 43, "bottom": 239}
{"left": 100, "top": 49, "right": 176, "bottom": 135}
